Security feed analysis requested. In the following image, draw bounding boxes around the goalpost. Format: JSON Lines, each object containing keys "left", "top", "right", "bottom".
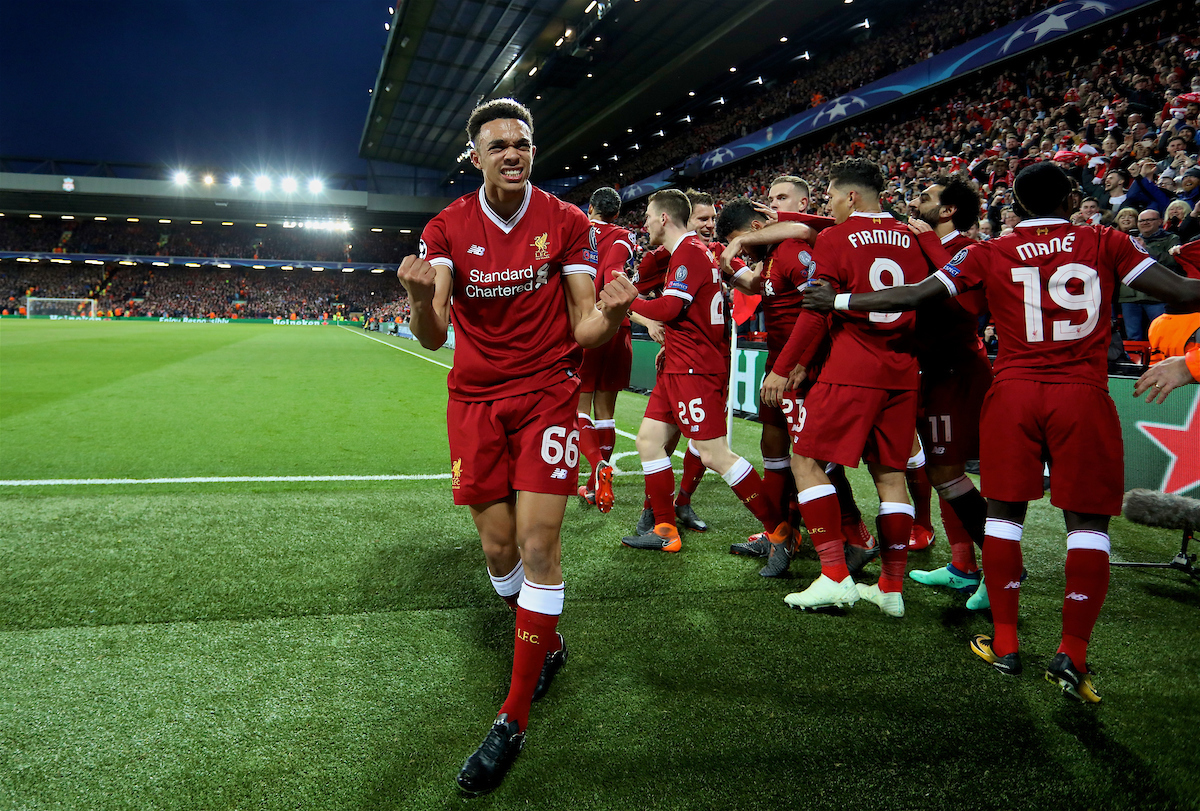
{"left": 25, "top": 298, "right": 98, "bottom": 318}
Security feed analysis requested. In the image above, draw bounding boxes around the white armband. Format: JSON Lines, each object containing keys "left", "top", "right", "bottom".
{"left": 833, "top": 293, "right": 852, "bottom": 311}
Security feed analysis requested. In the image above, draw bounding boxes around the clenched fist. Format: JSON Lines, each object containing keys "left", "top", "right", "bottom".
{"left": 396, "top": 254, "right": 438, "bottom": 304}
{"left": 598, "top": 271, "right": 638, "bottom": 315}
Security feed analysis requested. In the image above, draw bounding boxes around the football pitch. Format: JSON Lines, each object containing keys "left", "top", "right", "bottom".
{"left": 1, "top": 319, "right": 1197, "bottom": 811}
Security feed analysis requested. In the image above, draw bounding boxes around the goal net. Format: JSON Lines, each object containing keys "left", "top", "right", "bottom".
{"left": 26, "top": 298, "right": 98, "bottom": 318}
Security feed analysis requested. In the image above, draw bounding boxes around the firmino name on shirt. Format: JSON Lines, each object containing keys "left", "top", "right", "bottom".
{"left": 466, "top": 264, "right": 549, "bottom": 298}
{"left": 848, "top": 230, "right": 911, "bottom": 249}
{"left": 1015, "top": 232, "right": 1076, "bottom": 261}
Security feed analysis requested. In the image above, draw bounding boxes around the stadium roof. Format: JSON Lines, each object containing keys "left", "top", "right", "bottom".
{"left": 361, "top": 0, "right": 883, "bottom": 180}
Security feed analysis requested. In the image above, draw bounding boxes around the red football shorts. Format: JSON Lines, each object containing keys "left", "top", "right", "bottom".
{"left": 644, "top": 372, "right": 728, "bottom": 441}
{"left": 446, "top": 376, "right": 582, "bottom": 505}
{"left": 918, "top": 350, "right": 993, "bottom": 466}
{"left": 790, "top": 382, "right": 917, "bottom": 470}
{"left": 979, "top": 379, "right": 1124, "bottom": 515}
{"left": 578, "top": 325, "right": 632, "bottom": 393}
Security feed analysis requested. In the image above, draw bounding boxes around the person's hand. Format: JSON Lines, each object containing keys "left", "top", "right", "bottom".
{"left": 801, "top": 279, "right": 837, "bottom": 311}
{"left": 1133, "top": 356, "right": 1196, "bottom": 403}
{"left": 751, "top": 201, "right": 779, "bottom": 223}
{"left": 720, "top": 240, "right": 743, "bottom": 276}
{"left": 645, "top": 319, "right": 666, "bottom": 344}
{"left": 906, "top": 219, "right": 933, "bottom": 235}
{"left": 598, "top": 271, "right": 637, "bottom": 315}
{"left": 1169, "top": 244, "right": 1182, "bottom": 256}
{"left": 654, "top": 346, "right": 666, "bottom": 372}
{"left": 760, "top": 371, "right": 788, "bottom": 408}
{"left": 1140, "top": 159, "right": 1157, "bottom": 178}
{"left": 1070, "top": 211, "right": 1086, "bottom": 225}
{"left": 397, "top": 255, "right": 437, "bottom": 304}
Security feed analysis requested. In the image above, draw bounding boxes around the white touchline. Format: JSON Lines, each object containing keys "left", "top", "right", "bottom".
{"left": 0, "top": 470, "right": 678, "bottom": 487}
{"left": 338, "top": 325, "right": 452, "bottom": 369}
{"left": 339, "top": 326, "right": 684, "bottom": 459}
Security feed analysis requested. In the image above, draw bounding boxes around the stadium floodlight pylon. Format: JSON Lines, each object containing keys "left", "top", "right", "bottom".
{"left": 25, "top": 298, "right": 98, "bottom": 319}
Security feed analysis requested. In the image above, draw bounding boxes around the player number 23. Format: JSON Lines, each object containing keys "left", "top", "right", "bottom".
{"left": 540, "top": 427, "right": 580, "bottom": 467}
{"left": 1010, "top": 264, "right": 1100, "bottom": 343}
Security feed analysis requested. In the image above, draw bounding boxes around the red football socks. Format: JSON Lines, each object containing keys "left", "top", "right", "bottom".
{"left": 499, "top": 583, "right": 563, "bottom": 732}
{"left": 723, "top": 457, "right": 780, "bottom": 532}
{"left": 906, "top": 455, "right": 933, "bottom": 532}
{"left": 939, "top": 475, "right": 987, "bottom": 548}
{"left": 1059, "top": 534, "right": 1110, "bottom": 671}
{"left": 642, "top": 458, "right": 676, "bottom": 527}
{"left": 798, "top": 485, "right": 848, "bottom": 582}
{"left": 876, "top": 504, "right": 914, "bottom": 592}
{"left": 594, "top": 420, "right": 616, "bottom": 462}
{"left": 940, "top": 496, "right": 978, "bottom": 574}
{"left": 576, "top": 413, "right": 603, "bottom": 488}
{"left": 982, "top": 518, "right": 1025, "bottom": 657}
{"left": 827, "top": 464, "right": 863, "bottom": 527}
{"left": 675, "top": 444, "right": 706, "bottom": 506}
{"left": 762, "top": 457, "right": 792, "bottom": 523}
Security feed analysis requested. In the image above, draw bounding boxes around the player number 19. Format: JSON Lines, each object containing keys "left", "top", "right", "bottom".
{"left": 540, "top": 427, "right": 580, "bottom": 467}
{"left": 1009, "top": 263, "right": 1100, "bottom": 343}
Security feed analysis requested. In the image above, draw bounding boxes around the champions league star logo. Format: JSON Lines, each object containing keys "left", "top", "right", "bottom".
{"left": 999, "top": 1, "right": 1113, "bottom": 54}
{"left": 811, "top": 95, "right": 869, "bottom": 127}
{"left": 702, "top": 147, "right": 738, "bottom": 169}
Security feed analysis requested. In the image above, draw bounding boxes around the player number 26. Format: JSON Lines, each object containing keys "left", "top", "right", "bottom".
{"left": 677, "top": 398, "right": 706, "bottom": 425}
{"left": 540, "top": 427, "right": 580, "bottom": 467}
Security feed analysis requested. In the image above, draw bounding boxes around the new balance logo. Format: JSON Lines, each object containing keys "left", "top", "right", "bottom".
{"left": 551, "top": 468, "right": 568, "bottom": 479}
{"left": 1004, "top": 580, "right": 1022, "bottom": 589}
{"left": 468, "top": 244, "right": 486, "bottom": 256}
{"left": 1065, "top": 592, "right": 1089, "bottom": 601}
{"left": 889, "top": 543, "right": 908, "bottom": 551}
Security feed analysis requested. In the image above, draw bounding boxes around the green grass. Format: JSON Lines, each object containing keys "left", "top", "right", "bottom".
{"left": 1, "top": 319, "right": 1198, "bottom": 811}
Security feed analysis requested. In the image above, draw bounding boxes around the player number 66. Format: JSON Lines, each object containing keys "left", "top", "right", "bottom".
{"left": 540, "top": 427, "right": 580, "bottom": 467}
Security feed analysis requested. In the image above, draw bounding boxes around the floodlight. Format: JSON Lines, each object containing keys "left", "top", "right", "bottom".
{"left": 281, "top": 177, "right": 298, "bottom": 193}
{"left": 203, "top": 175, "right": 214, "bottom": 185}
{"left": 255, "top": 175, "right": 271, "bottom": 191}
{"left": 174, "top": 171, "right": 188, "bottom": 185}
{"left": 229, "top": 176, "right": 242, "bottom": 188}
{"left": 308, "top": 179, "right": 323, "bottom": 193}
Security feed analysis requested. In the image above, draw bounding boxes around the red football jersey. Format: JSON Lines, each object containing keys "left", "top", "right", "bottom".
{"left": 915, "top": 229, "right": 987, "bottom": 367}
{"left": 816, "top": 211, "right": 930, "bottom": 390}
{"left": 761, "top": 237, "right": 816, "bottom": 366}
{"left": 589, "top": 219, "right": 634, "bottom": 289}
{"left": 933, "top": 218, "right": 1155, "bottom": 388}
{"left": 661, "top": 232, "right": 729, "bottom": 375}
{"left": 420, "top": 184, "right": 597, "bottom": 401}
{"left": 635, "top": 240, "right": 745, "bottom": 295}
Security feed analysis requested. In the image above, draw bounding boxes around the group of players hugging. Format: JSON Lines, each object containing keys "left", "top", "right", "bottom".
{"left": 396, "top": 98, "right": 1200, "bottom": 796}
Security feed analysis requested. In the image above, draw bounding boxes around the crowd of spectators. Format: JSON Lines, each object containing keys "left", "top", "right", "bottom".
{"left": 566, "top": 0, "right": 1066, "bottom": 204}
{"left": 0, "top": 218, "right": 417, "bottom": 265}
{"left": 595, "top": 1, "right": 1198, "bottom": 353}
{"left": 0, "top": 262, "right": 408, "bottom": 321}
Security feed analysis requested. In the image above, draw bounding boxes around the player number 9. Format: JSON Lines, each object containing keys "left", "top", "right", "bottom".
{"left": 540, "top": 427, "right": 580, "bottom": 467}
{"left": 868, "top": 258, "right": 905, "bottom": 324}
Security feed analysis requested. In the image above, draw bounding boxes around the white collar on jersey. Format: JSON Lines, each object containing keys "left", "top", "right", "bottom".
{"left": 477, "top": 182, "right": 532, "bottom": 234}
{"left": 940, "top": 229, "right": 961, "bottom": 245}
{"left": 668, "top": 230, "right": 698, "bottom": 255}
{"left": 849, "top": 210, "right": 893, "bottom": 219}
{"left": 1016, "top": 217, "right": 1070, "bottom": 227}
